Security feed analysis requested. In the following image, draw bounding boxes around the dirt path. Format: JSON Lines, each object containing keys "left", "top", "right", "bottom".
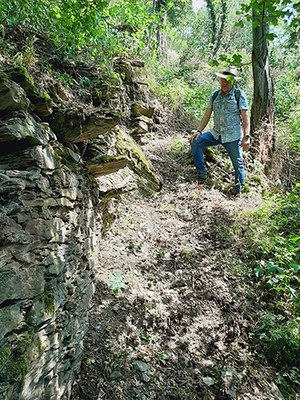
{"left": 72, "top": 133, "right": 281, "bottom": 400}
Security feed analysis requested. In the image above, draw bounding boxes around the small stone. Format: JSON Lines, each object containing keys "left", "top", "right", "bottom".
{"left": 202, "top": 376, "right": 215, "bottom": 386}
{"left": 133, "top": 360, "right": 150, "bottom": 373}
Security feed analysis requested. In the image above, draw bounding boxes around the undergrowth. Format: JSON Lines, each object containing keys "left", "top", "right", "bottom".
{"left": 237, "top": 184, "right": 300, "bottom": 398}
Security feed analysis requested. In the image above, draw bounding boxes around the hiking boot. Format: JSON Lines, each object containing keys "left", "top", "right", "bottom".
{"left": 185, "top": 171, "right": 207, "bottom": 182}
{"left": 197, "top": 172, "right": 208, "bottom": 183}
{"left": 233, "top": 183, "right": 243, "bottom": 197}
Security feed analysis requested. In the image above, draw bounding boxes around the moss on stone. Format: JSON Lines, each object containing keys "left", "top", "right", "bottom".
{"left": 0, "top": 347, "right": 11, "bottom": 367}
{"left": 8, "top": 65, "right": 35, "bottom": 88}
{"left": 42, "top": 283, "right": 55, "bottom": 315}
{"left": 6, "top": 355, "right": 29, "bottom": 380}
{"left": 7, "top": 65, "right": 52, "bottom": 113}
{"left": 36, "top": 336, "right": 46, "bottom": 356}
{"left": 0, "top": 333, "right": 34, "bottom": 381}
{"left": 115, "top": 127, "right": 160, "bottom": 194}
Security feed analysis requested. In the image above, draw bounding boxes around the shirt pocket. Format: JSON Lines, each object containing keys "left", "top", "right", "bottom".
{"left": 213, "top": 97, "right": 223, "bottom": 113}
{"left": 225, "top": 97, "right": 238, "bottom": 112}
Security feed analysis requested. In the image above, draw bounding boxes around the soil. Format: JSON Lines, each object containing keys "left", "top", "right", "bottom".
{"left": 71, "top": 131, "right": 282, "bottom": 400}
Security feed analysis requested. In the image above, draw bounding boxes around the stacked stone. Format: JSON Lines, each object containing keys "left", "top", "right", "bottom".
{"left": 0, "top": 59, "right": 160, "bottom": 399}
{"left": 0, "top": 70, "right": 102, "bottom": 400}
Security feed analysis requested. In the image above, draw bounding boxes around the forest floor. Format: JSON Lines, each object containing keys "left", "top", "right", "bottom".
{"left": 71, "top": 131, "right": 283, "bottom": 400}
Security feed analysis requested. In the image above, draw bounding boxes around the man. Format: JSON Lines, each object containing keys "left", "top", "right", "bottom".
{"left": 189, "top": 66, "right": 250, "bottom": 195}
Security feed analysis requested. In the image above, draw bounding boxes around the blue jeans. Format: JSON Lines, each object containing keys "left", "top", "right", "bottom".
{"left": 191, "top": 131, "right": 245, "bottom": 185}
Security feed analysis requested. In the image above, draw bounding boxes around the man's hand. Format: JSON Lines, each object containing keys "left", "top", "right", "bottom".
{"left": 241, "top": 136, "right": 251, "bottom": 152}
{"left": 189, "top": 130, "right": 201, "bottom": 143}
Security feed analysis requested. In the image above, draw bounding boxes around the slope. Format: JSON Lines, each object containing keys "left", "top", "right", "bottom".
{"left": 71, "top": 132, "right": 284, "bottom": 400}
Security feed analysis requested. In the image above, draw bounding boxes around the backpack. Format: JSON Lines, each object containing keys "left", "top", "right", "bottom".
{"left": 211, "top": 88, "right": 241, "bottom": 109}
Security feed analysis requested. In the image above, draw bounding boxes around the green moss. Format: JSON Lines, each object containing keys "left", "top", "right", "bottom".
{"left": 7, "top": 65, "right": 52, "bottom": 107}
{"left": 8, "top": 65, "right": 35, "bottom": 88}
{"left": 42, "top": 283, "right": 55, "bottom": 314}
{"left": 0, "top": 333, "right": 34, "bottom": 381}
{"left": 115, "top": 127, "right": 160, "bottom": 194}
{"left": 6, "top": 355, "right": 29, "bottom": 380}
{"left": 17, "top": 333, "right": 34, "bottom": 353}
{"left": 0, "top": 347, "right": 11, "bottom": 367}
{"left": 36, "top": 336, "right": 46, "bottom": 355}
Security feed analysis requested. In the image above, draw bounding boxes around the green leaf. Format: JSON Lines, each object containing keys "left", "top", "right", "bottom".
{"left": 232, "top": 54, "right": 242, "bottom": 66}
{"left": 159, "top": 352, "right": 170, "bottom": 361}
{"left": 209, "top": 60, "right": 220, "bottom": 67}
{"left": 265, "top": 33, "right": 277, "bottom": 41}
{"left": 289, "top": 237, "right": 300, "bottom": 244}
{"left": 235, "top": 20, "right": 244, "bottom": 28}
{"left": 139, "top": 332, "right": 151, "bottom": 341}
{"left": 255, "top": 267, "right": 264, "bottom": 278}
{"left": 226, "top": 75, "right": 235, "bottom": 85}
{"left": 267, "top": 263, "right": 277, "bottom": 273}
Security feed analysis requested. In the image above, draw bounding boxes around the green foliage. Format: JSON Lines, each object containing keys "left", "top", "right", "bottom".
{"left": 148, "top": 62, "right": 213, "bottom": 118}
{"left": 0, "top": 0, "right": 193, "bottom": 66}
{"left": 255, "top": 312, "right": 300, "bottom": 367}
{"left": 110, "top": 272, "right": 127, "bottom": 296}
{"left": 240, "top": 186, "right": 300, "bottom": 395}
{"left": 0, "top": 0, "right": 157, "bottom": 61}
{"left": 276, "top": 367, "right": 300, "bottom": 400}
{"left": 240, "top": 0, "right": 295, "bottom": 25}
{"left": 243, "top": 187, "right": 300, "bottom": 268}
{"left": 255, "top": 261, "right": 300, "bottom": 313}
{"left": 42, "top": 283, "right": 56, "bottom": 314}
{"left": 0, "top": 334, "right": 35, "bottom": 381}
{"left": 288, "top": 109, "right": 300, "bottom": 152}
{"left": 176, "top": 0, "right": 252, "bottom": 64}
{"left": 272, "top": 50, "right": 300, "bottom": 121}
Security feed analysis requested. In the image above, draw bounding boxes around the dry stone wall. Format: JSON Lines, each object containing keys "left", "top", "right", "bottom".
{"left": 0, "top": 59, "right": 160, "bottom": 400}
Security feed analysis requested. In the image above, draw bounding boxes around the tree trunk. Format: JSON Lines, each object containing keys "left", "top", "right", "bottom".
{"left": 153, "top": 0, "right": 168, "bottom": 61}
{"left": 250, "top": 6, "right": 275, "bottom": 170}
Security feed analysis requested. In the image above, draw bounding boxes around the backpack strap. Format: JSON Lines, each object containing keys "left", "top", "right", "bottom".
{"left": 211, "top": 90, "right": 219, "bottom": 105}
{"left": 234, "top": 88, "right": 241, "bottom": 110}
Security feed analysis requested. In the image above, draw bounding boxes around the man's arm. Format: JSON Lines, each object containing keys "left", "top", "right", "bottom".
{"left": 189, "top": 108, "right": 212, "bottom": 143}
{"left": 240, "top": 109, "right": 250, "bottom": 151}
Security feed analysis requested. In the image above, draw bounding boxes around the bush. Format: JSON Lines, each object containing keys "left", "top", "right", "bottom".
{"left": 256, "top": 313, "right": 300, "bottom": 368}
{"left": 239, "top": 186, "right": 300, "bottom": 396}
{"left": 147, "top": 61, "right": 215, "bottom": 119}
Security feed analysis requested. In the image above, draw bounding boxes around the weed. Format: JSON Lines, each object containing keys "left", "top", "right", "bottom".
{"left": 127, "top": 242, "right": 135, "bottom": 250}
{"left": 236, "top": 184, "right": 300, "bottom": 395}
{"left": 23, "top": 36, "right": 38, "bottom": 66}
{"left": 158, "top": 352, "right": 170, "bottom": 361}
{"left": 110, "top": 272, "right": 127, "bottom": 296}
{"left": 255, "top": 313, "right": 300, "bottom": 368}
{"left": 275, "top": 367, "right": 300, "bottom": 399}
{"left": 168, "top": 140, "right": 185, "bottom": 156}
{"left": 0, "top": 333, "right": 34, "bottom": 381}
{"left": 157, "top": 249, "right": 165, "bottom": 259}
{"left": 139, "top": 332, "right": 151, "bottom": 342}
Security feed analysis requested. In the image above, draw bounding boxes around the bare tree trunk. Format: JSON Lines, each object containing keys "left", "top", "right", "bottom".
{"left": 156, "top": 15, "right": 168, "bottom": 61}
{"left": 251, "top": 6, "right": 275, "bottom": 170}
{"left": 206, "top": 0, "right": 216, "bottom": 47}
{"left": 153, "top": 0, "right": 168, "bottom": 61}
{"left": 206, "top": 0, "right": 228, "bottom": 58}
{"left": 212, "top": 0, "right": 227, "bottom": 57}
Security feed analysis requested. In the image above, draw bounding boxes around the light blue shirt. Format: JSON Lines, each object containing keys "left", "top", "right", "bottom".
{"left": 206, "top": 86, "right": 248, "bottom": 143}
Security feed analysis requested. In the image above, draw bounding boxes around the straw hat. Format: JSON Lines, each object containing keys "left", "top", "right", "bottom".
{"left": 215, "top": 66, "right": 242, "bottom": 82}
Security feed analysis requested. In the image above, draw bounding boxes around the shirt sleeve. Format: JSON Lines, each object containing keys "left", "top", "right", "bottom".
{"left": 206, "top": 93, "right": 213, "bottom": 109}
{"left": 239, "top": 90, "right": 248, "bottom": 110}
